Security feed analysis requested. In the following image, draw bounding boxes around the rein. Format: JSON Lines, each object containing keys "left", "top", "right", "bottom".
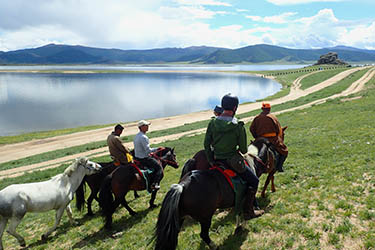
{"left": 247, "top": 152, "right": 268, "bottom": 168}
{"left": 150, "top": 148, "right": 177, "bottom": 168}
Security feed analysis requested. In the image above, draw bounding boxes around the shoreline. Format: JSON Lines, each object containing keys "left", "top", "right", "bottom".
{"left": 0, "top": 66, "right": 373, "bottom": 178}
{"left": 0, "top": 69, "right": 278, "bottom": 138}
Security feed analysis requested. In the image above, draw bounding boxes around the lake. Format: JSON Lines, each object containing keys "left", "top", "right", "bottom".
{"left": 0, "top": 65, "right": 305, "bottom": 136}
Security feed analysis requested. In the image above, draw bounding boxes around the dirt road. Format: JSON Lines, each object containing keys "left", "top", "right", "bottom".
{"left": 1, "top": 66, "right": 372, "bottom": 178}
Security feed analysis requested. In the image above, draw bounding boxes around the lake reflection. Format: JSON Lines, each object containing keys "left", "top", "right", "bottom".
{"left": 0, "top": 72, "right": 280, "bottom": 136}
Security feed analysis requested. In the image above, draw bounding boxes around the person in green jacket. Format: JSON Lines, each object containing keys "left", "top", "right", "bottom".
{"left": 204, "top": 94, "right": 263, "bottom": 219}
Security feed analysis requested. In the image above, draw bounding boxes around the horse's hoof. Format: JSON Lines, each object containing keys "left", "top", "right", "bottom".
{"left": 235, "top": 226, "right": 243, "bottom": 234}
{"left": 20, "top": 241, "right": 26, "bottom": 247}
{"left": 111, "top": 231, "right": 123, "bottom": 238}
{"left": 41, "top": 234, "right": 48, "bottom": 241}
{"left": 149, "top": 204, "right": 158, "bottom": 209}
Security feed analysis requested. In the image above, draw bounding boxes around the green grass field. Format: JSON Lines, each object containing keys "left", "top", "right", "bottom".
{"left": 0, "top": 67, "right": 374, "bottom": 249}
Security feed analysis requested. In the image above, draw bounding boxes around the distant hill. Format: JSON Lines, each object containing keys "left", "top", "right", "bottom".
{"left": 197, "top": 44, "right": 375, "bottom": 64}
{"left": 1, "top": 43, "right": 375, "bottom": 65}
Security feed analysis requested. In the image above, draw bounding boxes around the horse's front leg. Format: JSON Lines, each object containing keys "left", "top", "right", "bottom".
{"left": 66, "top": 204, "right": 78, "bottom": 225}
{"left": 271, "top": 175, "right": 276, "bottom": 192}
{"left": 134, "top": 190, "right": 140, "bottom": 199}
{"left": 261, "top": 174, "right": 272, "bottom": 198}
{"left": 42, "top": 207, "right": 65, "bottom": 240}
{"left": 149, "top": 190, "right": 158, "bottom": 208}
{"left": 0, "top": 217, "right": 8, "bottom": 250}
{"left": 6, "top": 216, "right": 26, "bottom": 248}
{"left": 87, "top": 191, "right": 96, "bottom": 216}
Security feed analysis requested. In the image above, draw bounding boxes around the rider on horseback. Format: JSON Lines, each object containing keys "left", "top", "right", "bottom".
{"left": 133, "top": 120, "right": 163, "bottom": 191}
{"left": 250, "top": 103, "right": 288, "bottom": 172}
{"left": 107, "top": 124, "right": 132, "bottom": 165}
{"left": 204, "top": 94, "right": 263, "bottom": 219}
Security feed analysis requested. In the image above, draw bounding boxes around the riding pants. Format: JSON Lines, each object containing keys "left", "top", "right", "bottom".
{"left": 138, "top": 157, "right": 163, "bottom": 185}
{"left": 216, "top": 159, "right": 259, "bottom": 190}
{"left": 238, "top": 167, "right": 259, "bottom": 190}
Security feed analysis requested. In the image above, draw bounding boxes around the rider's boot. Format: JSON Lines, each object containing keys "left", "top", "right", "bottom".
{"left": 276, "top": 154, "right": 287, "bottom": 172}
{"left": 151, "top": 182, "right": 160, "bottom": 190}
{"left": 243, "top": 187, "right": 264, "bottom": 220}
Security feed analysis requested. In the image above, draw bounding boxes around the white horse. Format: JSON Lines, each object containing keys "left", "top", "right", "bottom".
{"left": 0, "top": 157, "right": 101, "bottom": 250}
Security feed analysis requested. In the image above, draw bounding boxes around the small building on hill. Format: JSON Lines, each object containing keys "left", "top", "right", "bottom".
{"left": 315, "top": 52, "right": 348, "bottom": 65}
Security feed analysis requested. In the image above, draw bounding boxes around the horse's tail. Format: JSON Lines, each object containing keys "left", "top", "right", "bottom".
{"left": 154, "top": 184, "right": 183, "bottom": 250}
{"left": 75, "top": 177, "right": 86, "bottom": 212}
{"left": 180, "top": 158, "right": 196, "bottom": 180}
{"left": 98, "top": 174, "right": 114, "bottom": 227}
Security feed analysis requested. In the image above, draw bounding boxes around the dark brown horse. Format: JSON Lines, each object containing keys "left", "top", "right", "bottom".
{"left": 76, "top": 158, "right": 145, "bottom": 215}
{"left": 98, "top": 147, "right": 178, "bottom": 229}
{"left": 76, "top": 161, "right": 118, "bottom": 216}
{"left": 154, "top": 168, "right": 256, "bottom": 250}
{"left": 180, "top": 128, "right": 287, "bottom": 198}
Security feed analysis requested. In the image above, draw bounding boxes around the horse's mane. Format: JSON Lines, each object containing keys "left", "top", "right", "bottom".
{"left": 251, "top": 137, "right": 271, "bottom": 164}
{"left": 252, "top": 137, "right": 271, "bottom": 150}
{"left": 64, "top": 157, "right": 88, "bottom": 177}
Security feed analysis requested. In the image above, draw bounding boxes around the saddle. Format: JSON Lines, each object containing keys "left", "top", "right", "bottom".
{"left": 113, "top": 158, "right": 154, "bottom": 193}
{"left": 131, "top": 159, "right": 155, "bottom": 192}
{"left": 210, "top": 163, "right": 247, "bottom": 215}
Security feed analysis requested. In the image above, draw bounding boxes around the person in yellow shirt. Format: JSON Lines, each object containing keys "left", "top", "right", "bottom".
{"left": 107, "top": 124, "right": 132, "bottom": 165}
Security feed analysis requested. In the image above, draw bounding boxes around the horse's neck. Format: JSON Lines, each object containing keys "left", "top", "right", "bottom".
{"left": 60, "top": 168, "right": 86, "bottom": 194}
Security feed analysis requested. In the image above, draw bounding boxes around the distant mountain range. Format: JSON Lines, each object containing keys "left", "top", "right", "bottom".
{"left": 1, "top": 43, "right": 375, "bottom": 65}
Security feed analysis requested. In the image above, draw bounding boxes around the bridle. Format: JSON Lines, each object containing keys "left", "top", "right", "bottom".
{"left": 151, "top": 147, "right": 178, "bottom": 168}
{"left": 247, "top": 145, "right": 271, "bottom": 173}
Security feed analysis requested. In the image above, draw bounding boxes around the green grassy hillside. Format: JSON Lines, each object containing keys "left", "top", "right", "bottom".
{"left": 0, "top": 70, "right": 374, "bottom": 249}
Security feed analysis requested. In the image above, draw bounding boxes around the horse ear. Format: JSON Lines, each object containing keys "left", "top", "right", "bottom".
{"left": 172, "top": 147, "right": 175, "bottom": 153}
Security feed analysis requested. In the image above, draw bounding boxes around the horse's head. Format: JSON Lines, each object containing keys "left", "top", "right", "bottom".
{"left": 248, "top": 138, "right": 273, "bottom": 175}
{"left": 76, "top": 157, "right": 102, "bottom": 176}
{"left": 159, "top": 147, "right": 179, "bottom": 169}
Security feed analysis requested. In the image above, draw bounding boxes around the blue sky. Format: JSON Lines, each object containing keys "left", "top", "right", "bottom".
{"left": 0, "top": 0, "right": 374, "bottom": 51}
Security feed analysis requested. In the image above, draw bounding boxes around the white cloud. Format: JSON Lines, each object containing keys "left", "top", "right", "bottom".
{"left": 246, "top": 12, "right": 298, "bottom": 24}
{"left": 246, "top": 16, "right": 263, "bottom": 22}
{"left": 253, "top": 8, "right": 375, "bottom": 49}
{"left": 0, "top": 1, "right": 374, "bottom": 51}
{"left": 173, "top": 0, "right": 231, "bottom": 6}
{"left": 160, "top": 6, "right": 217, "bottom": 20}
{"left": 264, "top": 12, "right": 298, "bottom": 23}
{"left": 266, "top": 0, "right": 345, "bottom": 5}
{"left": 339, "top": 22, "right": 375, "bottom": 49}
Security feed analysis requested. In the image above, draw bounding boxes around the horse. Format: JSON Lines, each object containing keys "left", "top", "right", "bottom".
{"left": 0, "top": 157, "right": 102, "bottom": 250}
{"left": 154, "top": 168, "right": 257, "bottom": 250}
{"left": 180, "top": 128, "right": 287, "bottom": 198}
{"left": 98, "top": 147, "right": 179, "bottom": 229}
{"left": 75, "top": 161, "right": 118, "bottom": 216}
{"left": 75, "top": 149, "right": 154, "bottom": 216}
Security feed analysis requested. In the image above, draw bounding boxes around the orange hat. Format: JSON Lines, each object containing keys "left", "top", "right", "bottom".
{"left": 262, "top": 103, "right": 271, "bottom": 109}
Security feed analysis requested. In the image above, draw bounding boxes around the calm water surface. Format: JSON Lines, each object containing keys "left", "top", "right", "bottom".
{"left": 0, "top": 65, "right": 304, "bottom": 136}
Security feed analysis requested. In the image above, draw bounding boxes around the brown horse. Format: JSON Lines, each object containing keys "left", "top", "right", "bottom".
{"left": 180, "top": 137, "right": 278, "bottom": 198}
{"left": 98, "top": 147, "right": 178, "bottom": 229}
